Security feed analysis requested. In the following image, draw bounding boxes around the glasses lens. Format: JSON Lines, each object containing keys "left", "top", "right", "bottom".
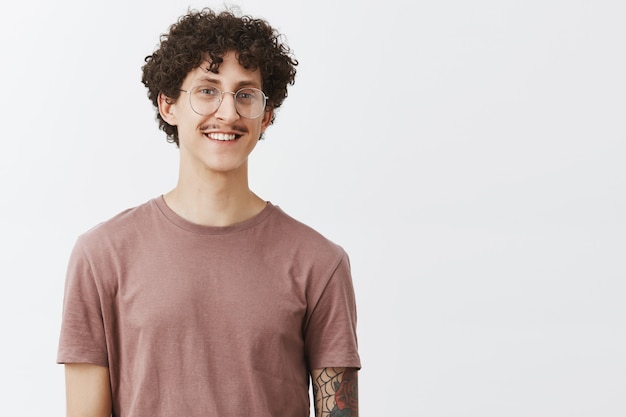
{"left": 235, "top": 88, "right": 266, "bottom": 119}
{"left": 190, "top": 86, "right": 221, "bottom": 115}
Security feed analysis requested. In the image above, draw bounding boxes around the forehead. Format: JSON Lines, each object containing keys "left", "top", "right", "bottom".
{"left": 185, "top": 51, "right": 262, "bottom": 87}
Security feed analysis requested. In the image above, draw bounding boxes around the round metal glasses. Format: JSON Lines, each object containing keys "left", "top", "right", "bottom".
{"left": 180, "top": 86, "right": 269, "bottom": 119}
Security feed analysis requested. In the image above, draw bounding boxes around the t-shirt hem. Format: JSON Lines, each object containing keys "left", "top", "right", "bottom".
{"left": 308, "top": 355, "right": 362, "bottom": 371}
{"left": 57, "top": 351, "right": 108, "bottom": 367}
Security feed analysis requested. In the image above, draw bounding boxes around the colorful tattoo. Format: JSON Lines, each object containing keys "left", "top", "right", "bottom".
{"left": 312, "top": 367, "right": 358, "bottom": 417}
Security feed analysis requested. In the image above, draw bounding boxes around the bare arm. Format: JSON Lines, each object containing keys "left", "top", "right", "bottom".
{"left": 64, "top": 363, "right": 112, "bottom": 417}
{"left": 311, "top": 367, "right": 359, "bottom": 417}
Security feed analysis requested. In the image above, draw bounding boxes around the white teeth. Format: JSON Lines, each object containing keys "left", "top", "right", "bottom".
{"left": 207, "top": 132, "right": 237, "bottom": 141}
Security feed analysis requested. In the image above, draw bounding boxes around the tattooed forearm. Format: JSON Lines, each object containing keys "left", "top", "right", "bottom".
{"left": 311, "top": 367, "right": 359, "bottom": 417}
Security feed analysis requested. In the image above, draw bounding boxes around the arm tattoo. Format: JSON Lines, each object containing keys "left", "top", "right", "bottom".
{"left": 312, "top": 367, "right": 358, "bottom": 417}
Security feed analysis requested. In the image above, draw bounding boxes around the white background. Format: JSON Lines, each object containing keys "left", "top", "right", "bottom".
{"left": 1, "top": 0, "right": 625, "bottom": 415}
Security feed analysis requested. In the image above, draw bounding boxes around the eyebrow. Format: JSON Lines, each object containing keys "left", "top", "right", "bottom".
{"left": 196, "top": 76, "right": 260, "bottom": 89}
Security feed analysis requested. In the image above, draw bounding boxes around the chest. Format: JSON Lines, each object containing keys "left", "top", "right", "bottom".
{"left": 109, "top": 246, "right": 308, "bottom": 345}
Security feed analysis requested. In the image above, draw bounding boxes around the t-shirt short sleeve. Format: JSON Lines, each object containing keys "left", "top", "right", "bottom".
{"left": 304, "top": 251, "right": 361, "bottom": 370}
{"left": 57, "top": 237, "right": 109, "bottom": 366}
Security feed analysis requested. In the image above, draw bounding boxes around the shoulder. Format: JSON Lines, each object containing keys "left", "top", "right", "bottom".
{"left": 266, "top": 204, "right": 348, "bottom": 262}
{"left": 75, "top": 198, "right": 158, "bottom": 253}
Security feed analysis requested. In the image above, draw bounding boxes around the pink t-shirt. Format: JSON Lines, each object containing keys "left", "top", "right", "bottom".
{"left": 57, "top": 197, "right": 360, "bottom": 417}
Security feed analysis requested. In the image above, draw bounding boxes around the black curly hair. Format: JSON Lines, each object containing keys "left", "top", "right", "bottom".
{"left": 141, "top": 8, "right": 298, "bottom": 146}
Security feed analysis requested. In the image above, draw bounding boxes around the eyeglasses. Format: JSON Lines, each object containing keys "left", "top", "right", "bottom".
{"left": 180, "top": 86, "right": 269, "bottom": 119}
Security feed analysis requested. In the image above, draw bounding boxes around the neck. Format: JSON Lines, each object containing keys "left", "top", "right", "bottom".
{"left": 164, "top": 163, "right": 266, "bottom": 227}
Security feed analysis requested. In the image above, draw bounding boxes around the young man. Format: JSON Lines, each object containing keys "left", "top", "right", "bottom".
{"left": 57, "top": 8, "right": 360, "bottom": 417}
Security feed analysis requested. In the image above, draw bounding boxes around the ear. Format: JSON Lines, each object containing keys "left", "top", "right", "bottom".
{"left": 158, "top": 92, "right": 177, "bottom": 126}
{"left": 260, "top": 108, "right": 274, "bottom": 133}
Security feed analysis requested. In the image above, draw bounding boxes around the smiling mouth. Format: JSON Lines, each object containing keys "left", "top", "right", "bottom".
{"left": 205, "top": 132, "right": 242, "bottom": 141}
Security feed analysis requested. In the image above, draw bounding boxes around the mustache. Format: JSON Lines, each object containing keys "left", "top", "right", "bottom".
{"left": 199, "top": 123, "right": 248, "bottom": 134}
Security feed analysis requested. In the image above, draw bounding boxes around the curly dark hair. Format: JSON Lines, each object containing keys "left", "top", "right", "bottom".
{"left": 141, "top": 8, "right": 298, "bottom": 146}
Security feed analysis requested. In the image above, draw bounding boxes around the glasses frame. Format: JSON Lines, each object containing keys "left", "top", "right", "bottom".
{"left": 180, "top": 86, "right": 269, "bottom": 119}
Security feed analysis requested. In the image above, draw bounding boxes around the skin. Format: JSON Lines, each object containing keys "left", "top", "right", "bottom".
{"left": 64, "top": 51, "right": 359, "bottom": 416}
{"left": 312, "top": 367, "right": 359, "bottom": 417}
{"left": 65, "top": 364, "right": 111, "bottom": 417}
{"left": 158, "top": 50, "right": 273, "bottom": 227}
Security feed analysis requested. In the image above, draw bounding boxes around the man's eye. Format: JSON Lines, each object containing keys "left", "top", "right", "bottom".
{"left": 198, "top": 87, "right": 219, "bottom": 96}
{"left": 236, "top": 90, "right": 257, "bottom": 101}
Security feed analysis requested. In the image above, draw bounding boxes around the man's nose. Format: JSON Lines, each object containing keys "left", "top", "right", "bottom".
{"left": 214, "top": 91, "right": 240, "bottom": 121}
